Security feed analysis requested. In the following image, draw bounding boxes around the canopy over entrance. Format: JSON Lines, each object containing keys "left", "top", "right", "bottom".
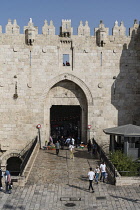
{"left": 103, "top": 124, "right": 140, "bottom": 160}
{"left": 103, "top": 124, "right": 140, "bottom": 137}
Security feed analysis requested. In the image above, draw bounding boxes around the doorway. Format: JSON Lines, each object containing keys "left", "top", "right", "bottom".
{"left": 50, "top": 105, "right": 81, "bottom": 143}
{"left": 6, "top": 157, "right": 22, "bottom": 176}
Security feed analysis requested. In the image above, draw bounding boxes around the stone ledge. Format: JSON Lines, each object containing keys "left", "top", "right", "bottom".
{"left": 116, "top": 176, "right": 140, "bottom": 186}
{"left": 18, "top": 143, "right": 40, "bottom": 186}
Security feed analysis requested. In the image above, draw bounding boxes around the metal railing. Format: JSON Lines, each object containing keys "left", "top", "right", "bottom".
{"left": 18, "top": 138, "right": 38, "bottom": 158}
{"left": 20, "top": 136, "right": 38, "bottom": 176}
{"left": 92, "top": 138, "right": 117, "bottom": 185}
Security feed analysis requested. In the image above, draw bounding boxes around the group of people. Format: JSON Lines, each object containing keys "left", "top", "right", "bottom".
{"left": 55, "top": 136, "right": 75, "bottom": 159}
{"left": 87, "top": 140, "right": 97, "bottom": 156}
{"left": 63, "top": 61, "right": 70, "bottom": 66}
{"left": 0, "top": 169, "right": 12, "bottom": 194}
{"left": 88, "top": 162, "right": 107, "bottom": 192}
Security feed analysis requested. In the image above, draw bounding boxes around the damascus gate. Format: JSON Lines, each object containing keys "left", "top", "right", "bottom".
{"left": 0, "top": 18, "right": 140, "bottom": 169}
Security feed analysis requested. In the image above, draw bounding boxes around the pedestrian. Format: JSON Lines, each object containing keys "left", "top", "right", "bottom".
{"left": 0, "top": 168, "right": 3, "bottom": 191}
{"left": 71, "top": 137, "right": 75, "bottom": 145}
{"left": 65, "top": 137, "right": 71, "bottom": 147}
{"left": 4, "top": 170, "right": 12, "bottom": 194}
{"left": 60, "top": 136, "right": 65, "bottom": 150}
{"left": 88, "top": 167, "right": 95, "bottom": 192}
{"left": 92, "top": 143, "right": 97, "bottom": 156}
{"left": 87, "top": 140, "right": 92, "bottom": 152}
{"left": 55, "top": 141, "right": 60, "bottom": 155}
{"left": 69, "top": 144, "right": 74, "bottom": 160}
{"left": 49, "top": 136, "right": 53, "bottom": 145}
{"left": 100, "top": 162, "right": 106, "bottom": 183}
{"left": 94, "top": 166, "right": 100, "bottom": 184}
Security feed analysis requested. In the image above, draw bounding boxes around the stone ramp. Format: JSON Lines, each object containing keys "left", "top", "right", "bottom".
{"left": 26, "top": 148, "right": 99, "bottom": 185}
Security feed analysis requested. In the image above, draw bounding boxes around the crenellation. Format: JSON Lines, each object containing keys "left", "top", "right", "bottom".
{"left": 78, "top": 21, "right": 90, "bottom": 36}
{"left": 13, "top": 19, "right": 20, "bottom": 34}
{"left": 5, "top": 19, "right": 13, "bottom": 34}
{"left": 42, "top": 20, "right": 55, "bottom": 35}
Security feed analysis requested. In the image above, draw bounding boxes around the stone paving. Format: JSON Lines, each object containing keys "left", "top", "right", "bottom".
{"left": 0, "top": 148, "right": 140, "bottom": 210}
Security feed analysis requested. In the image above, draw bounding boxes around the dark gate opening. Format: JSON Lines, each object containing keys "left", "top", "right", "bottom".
{"left": 50, "top": 105, "right": 81, "bottom": 143}
{"left": 6, "top": 157, "right": 22, "bottom": 176}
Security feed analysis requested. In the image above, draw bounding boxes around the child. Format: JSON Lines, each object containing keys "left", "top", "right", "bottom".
{"left": 94, "top": 166, "right": 100, "bottom": 184}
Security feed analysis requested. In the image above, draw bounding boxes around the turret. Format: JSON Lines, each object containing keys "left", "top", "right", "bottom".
{"left": 24, "top": 18, "right": 38, "bottom": 45}
{"left": 95, "top": 20, "right": 109, "bottom": 47}
{"left": 60, "top": 19, "right": 73, "bottom": 37}
{"left": 129, "top": 19, "right": 139, "bottom": 36}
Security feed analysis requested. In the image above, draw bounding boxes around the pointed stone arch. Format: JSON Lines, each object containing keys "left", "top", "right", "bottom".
{"left": 41, "top": 73, "right": 93, "bottom": 106}
{"left": 41, "top": 73, "right": 94, "bottom": 144}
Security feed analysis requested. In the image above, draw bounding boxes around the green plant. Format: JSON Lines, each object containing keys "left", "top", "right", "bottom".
{"left": 109, "top": 150, "right": 139, "bottom": 176}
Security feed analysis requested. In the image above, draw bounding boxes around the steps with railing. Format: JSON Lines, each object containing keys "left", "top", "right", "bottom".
{"left": 92, "top": 138, "right": 117, "bottom": 185}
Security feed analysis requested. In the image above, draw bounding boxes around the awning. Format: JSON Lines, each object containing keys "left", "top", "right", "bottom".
{"left": 103, "top": 124, "right": 140, "bottom": 137}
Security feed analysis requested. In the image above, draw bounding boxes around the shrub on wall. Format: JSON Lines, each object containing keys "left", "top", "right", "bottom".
{"left": 109, "top": 150, "right": 139, "bottom": 176}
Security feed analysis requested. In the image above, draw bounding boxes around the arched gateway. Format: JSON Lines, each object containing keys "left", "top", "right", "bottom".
{"left": 42, "top": 73, "right": 93, "bottom": 144}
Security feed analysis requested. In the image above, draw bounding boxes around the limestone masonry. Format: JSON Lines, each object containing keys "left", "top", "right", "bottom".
{"left": 0, "top": 18, "right": 140, "bottom": 163}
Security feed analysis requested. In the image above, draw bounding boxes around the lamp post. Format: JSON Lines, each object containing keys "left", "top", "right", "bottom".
{"left": 36, "top": 124, "right": 41, "bottom": 149}
{"left": 88, "top": 125, "right": 91, "bottom": 142}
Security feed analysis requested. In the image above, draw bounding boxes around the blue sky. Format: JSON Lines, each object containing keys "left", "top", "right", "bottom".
{"left": 0, "top": 0, "right": 139, "bottom": 35}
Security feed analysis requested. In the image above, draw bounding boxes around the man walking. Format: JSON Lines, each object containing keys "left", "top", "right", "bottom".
{"left": 88, "top": 167, "right": 95, "bottom": 192}
{"left": 100, "top": 162, "right": 106, "bottom": 183}
{"left": 55, "top": 141, "right": 60, "bottom": 156}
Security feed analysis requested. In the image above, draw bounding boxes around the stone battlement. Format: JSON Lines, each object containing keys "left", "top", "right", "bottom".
{"left": 0, "top": 18, "right": 139, "bottom": 37}
{"left": 0, "top": 18, "right": 139, "bottom": 48}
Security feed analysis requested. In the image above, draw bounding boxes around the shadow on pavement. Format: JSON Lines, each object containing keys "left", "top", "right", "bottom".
{"left": 110, "top": 195, "right": 140, "bottom": 203}
{"left": 67, "top": 184, "right": 89, "bottom": 192}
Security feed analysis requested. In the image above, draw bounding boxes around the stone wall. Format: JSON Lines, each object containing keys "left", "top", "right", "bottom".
{"left": 0, "top": 18, "right": 140, "bottom": 160}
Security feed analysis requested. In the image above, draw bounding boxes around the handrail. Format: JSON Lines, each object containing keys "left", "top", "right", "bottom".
{"left": 17, "top": 138, "right": 37, "bottom": 158}
{"left": 92, "top": 138, "right": 117, "bottom": 184}
{"left": 20, "top": 136, "right": 38, "bottom": 176}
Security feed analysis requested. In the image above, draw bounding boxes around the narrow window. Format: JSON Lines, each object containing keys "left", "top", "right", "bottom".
{"left": 63, "top": 54, "right": 70, "bottom": 66}
{"left": 101, "top": 41, "right": 104, "bottom": 47}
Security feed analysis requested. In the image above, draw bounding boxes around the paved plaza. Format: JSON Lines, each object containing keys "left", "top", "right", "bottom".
{"left": 0, "top": 148, "right": 140, "bottom": 210}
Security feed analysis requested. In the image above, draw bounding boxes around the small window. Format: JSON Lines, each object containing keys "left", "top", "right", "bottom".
{"left": 63, "top": 54, "right": 70, "bottom": 66}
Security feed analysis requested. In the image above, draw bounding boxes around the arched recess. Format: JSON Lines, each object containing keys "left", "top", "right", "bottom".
{"left": 0, "top": 150, "right": 22, "bottom": 172}
{"left": 41, "top": 73, "right": 93, "bottom": 106}
{"left": 42, "top": 73, "right": 93, "bottom": 143}
{"left": 7, "top": 157, "right": 22, "bottom": 175}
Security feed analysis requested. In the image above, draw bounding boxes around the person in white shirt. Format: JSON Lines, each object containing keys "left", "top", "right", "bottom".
{"left": 88, "top": 167, "right": 95, "bottom": 192}
{"left": 100, "top": 162, "right": 106, "bottom": 183}
{"left": 71, "top": 137, "right": 75, "bottom": 145}
{"left": 69, "top": 144, "right": 74, "bottom": 160}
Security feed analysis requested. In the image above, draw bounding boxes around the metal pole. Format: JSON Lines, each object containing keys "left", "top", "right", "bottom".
{"left": 38, "top": 128, "right": 41, "bottom": 149}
